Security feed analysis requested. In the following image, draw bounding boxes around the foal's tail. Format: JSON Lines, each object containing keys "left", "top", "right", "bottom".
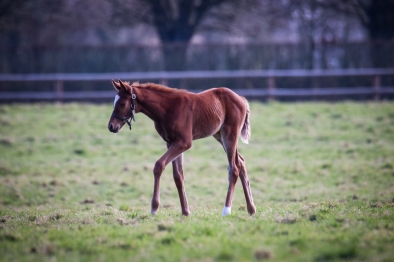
{"left": 240, "top": 97, "right": 251, "bottom": 144}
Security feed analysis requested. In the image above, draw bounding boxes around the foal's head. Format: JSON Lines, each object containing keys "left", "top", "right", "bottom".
{"left": 108, "top": 80, "right": 135, "bottom": 133}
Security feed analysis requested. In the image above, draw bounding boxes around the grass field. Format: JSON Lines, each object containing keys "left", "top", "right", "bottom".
{"left": 0, "top": 101, "right": 393, "bottom": 262}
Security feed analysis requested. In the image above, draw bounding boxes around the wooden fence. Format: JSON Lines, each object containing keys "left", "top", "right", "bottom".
{"left": 1, "top": 68, "right": 394, "bottom": 101}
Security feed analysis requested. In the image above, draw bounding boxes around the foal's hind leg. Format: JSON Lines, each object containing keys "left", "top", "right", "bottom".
{"left": 214, "top": 132, "right": 256, "bottom": 216}
{"left": 214, "top": 131, "right": 240, "bottom": 216}
{"left": 171, "top": 152, "right": 190, "bottom": 216}
{"left": 238, "top": 154, "right": 256, "bottom": 215}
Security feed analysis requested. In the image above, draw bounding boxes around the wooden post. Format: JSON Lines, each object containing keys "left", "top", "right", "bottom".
{"left": 373, "top": 75, "right": 381, "bottom": 101}
{"left": 160, "top": 78, "right": 168, "bottom": 86}
{"left": 55, "top": 80, "right": 64, "bottom": 103}
{"left": 268, "top": 76, "right": 275, "bottom": 100}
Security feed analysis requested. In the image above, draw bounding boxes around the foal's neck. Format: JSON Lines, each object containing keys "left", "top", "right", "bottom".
{"left": 134, "top": 87, "right": 175, "bottom": 122}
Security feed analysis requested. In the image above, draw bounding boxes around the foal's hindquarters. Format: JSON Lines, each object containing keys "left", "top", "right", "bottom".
{"left": 169, "top": 88, "right": 256, "bottom": 217}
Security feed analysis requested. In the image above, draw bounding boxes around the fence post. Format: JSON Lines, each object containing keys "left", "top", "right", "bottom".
{"left": 268, "top": 76, "right": 276, "bottom": 100}
{"left": 373, "top": 75, "right": 381, "bottom": 101}
{"left": 55, "top": 80, "right": 64, "bottom": 103}
{"left": 160, "top": 78, "right": 168, "bottom": 86}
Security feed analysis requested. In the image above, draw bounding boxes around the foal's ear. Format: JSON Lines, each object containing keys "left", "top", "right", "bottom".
{"left": 118, "top": 79, "right": 132, "bottom": 93}
{"left": 112, "top": 80, "right": 121, "bottom": 91}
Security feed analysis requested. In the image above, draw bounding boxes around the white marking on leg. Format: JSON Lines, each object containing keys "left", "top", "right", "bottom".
{"left": 222, "top": 206, "right": 231, "bottom": 217}
{"left": 151, "top": 209, "right": 157, "bottom": 215}
{"left": 114, "top": 94, "right": 120, "bottom": 108}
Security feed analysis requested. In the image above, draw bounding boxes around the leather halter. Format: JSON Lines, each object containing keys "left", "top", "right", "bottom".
{"left": 111, "top": 92, "right": 136, "bottom": 130}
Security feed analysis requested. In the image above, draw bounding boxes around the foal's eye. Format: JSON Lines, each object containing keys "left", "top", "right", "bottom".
{"left": 120, "top": 103, "right": 126, "bottom": 108}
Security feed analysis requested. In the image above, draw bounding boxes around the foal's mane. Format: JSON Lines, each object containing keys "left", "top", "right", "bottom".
{"left": 130, "top": 81, "right": 185, "bottom": 94}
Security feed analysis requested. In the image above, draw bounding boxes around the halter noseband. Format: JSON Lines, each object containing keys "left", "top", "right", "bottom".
{"left": 111, "top": 93, "right": 136, "bottom": 130}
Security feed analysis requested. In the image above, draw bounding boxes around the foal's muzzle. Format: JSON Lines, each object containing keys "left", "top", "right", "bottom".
{"left": 108, "top": 122, "right": 120, "bottom": 133}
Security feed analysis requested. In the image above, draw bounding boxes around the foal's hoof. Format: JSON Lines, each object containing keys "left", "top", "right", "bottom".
{"left": 248, "top": 205, "right": 256, "bottom": 216}
{"left": 222, "top": 206, "right": 232, "bottom": 217}
{"left": 150, "top": 209, "right": 158, "bottom": 215}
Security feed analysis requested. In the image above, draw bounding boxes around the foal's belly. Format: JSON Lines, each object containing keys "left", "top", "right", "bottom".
{"left": 191, "top": 97, "right": 224, "bottom": 140}
{"left": 192, "top": 123, "right": 221, "bottom": 140}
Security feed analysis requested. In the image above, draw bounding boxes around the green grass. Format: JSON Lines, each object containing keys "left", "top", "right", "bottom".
{"left": 0, "top": 101, "right": 393, "bottom": 261}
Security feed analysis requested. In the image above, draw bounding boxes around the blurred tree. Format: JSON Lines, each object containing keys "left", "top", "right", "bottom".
{"left": 321, "top": 0, "right": 394, "bottom": 67}
{"left": 321, "top": 0, "right": 394, "bottom": 41}
{"left": 110, "top": 0, "right": 256, "bottom": 71}
{"left": 251, "top": 0, "right": 361, "bottom": 69}
{"left": 0, "top": 0, "right": 64, "bottom": 71}
{"left": 360, "top": 0, "right": 394, "bottom": 67}
{"left": 2, "top": 0, "right": 391, "bottom": 74}
{"left": 0, "top": 0, "right": 113, "bottom": 46}
{"left": 291, "top": 0, "right": 327, "bottom": 69}
{"left": 362, "top": 0, "right": 394, "bottom": 41}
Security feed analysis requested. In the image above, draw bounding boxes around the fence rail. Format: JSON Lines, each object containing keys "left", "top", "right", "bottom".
{"left": 1, "top": 68, "right": 393, "bottom": 101}
{"left": 1, "top": 87, "right": 394, "bottom": 101}
{"left": 1, "top": 68, "right": 394, "bottom": 81}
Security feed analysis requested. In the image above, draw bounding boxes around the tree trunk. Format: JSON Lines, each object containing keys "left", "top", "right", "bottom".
{"left": 162, "top": 42, "right": 188, "bottom": 72}
{"left": 161, "top": 42, "right": 189, "bottom": 87}
{"left": 365, "top": 0, "right": 394, "bottom": 68}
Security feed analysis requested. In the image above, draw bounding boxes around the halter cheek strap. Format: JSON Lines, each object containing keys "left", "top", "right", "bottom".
{"left": 111, "top": 93, "right": 136, "bottom": 130}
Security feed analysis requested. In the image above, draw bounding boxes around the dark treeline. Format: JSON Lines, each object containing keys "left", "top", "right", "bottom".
{"left": 1, "top": 0, "right": 394, "bottom": 91}
{"left": 1, "top": 41, "right": 393, "bottom": 92}
{"left": 1, "top": 41, "right": 394, "bottom": 74}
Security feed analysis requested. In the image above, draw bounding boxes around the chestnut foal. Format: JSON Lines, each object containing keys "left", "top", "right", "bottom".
{"left": 108, "top": 80, "right": 256, "bottom": 216}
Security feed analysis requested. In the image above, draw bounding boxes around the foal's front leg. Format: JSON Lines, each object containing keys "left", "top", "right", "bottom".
{"left": 151, "top": 140, "right": 191, "bottom": 215}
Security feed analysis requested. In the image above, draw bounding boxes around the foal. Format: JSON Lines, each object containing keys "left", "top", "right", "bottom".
{"left": 108, "top": 80, "right": 256, "bottom": 216}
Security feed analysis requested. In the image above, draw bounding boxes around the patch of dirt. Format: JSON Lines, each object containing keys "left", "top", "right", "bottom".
{"left": 0, "top": 215, "right": 10, "bottom": 223}
{"left": 0, "top": 138, "right": 14, "bottom": 146}
{"left": 81, "top": 199, "right": 94, "bottom": 204}
{"left": 255, "top": 250, "right": 273, "bottom": 260}
{"left": 157, "top": 223, "right": 173, "bottom": 232}
{"left": 276, "top": 215, "right": 298, "bottom": 224}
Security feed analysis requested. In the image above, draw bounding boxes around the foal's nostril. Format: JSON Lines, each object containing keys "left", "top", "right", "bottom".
{"left": 109, "top": 123, "right": 119, "bottom": 133}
